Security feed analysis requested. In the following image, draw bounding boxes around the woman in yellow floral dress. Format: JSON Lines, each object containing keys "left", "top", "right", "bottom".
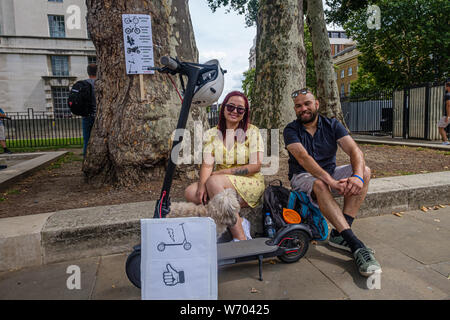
{"left": 184, "top": 91, "right": 265, "bottom": 241}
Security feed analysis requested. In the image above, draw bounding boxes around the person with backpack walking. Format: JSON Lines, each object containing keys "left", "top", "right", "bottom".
{"left": 68, "top": 64, "right": 97, "bottom": 156}
{"left": 283, "top": 88, "right": 381, "bottom": 277}
{"left": 82, "top": 64, "right": 97, "bottom": 156}
{"left": 0, "top": 108, "right": 12, "bottom": 154}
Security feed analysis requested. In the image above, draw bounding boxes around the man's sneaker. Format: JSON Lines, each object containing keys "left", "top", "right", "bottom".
{"left": 242, "top": 217, "right": 252, "bottom": 240}
{"left": 442, "top": 141, "right": 450, "bottom": 145}
{"left": 328, "top": 231, "right": 352, "bottom": 252}
{"left": 3, "top": 148, "right": 12, "bottom": 154}
{"left": 353, "top": 247, "right": 382, "bottom": 277}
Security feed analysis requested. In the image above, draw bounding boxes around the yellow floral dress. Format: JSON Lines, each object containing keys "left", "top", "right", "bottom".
{"left": 203, "top": 124, "right": 265, "bottom": 208}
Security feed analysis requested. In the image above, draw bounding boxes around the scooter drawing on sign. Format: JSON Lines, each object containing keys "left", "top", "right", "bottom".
{"left": 157, "top": 223, "right": 192, "bottom": 252}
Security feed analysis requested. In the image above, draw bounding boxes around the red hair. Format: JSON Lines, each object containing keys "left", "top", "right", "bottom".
{"left": 217, "top": 91, "right": 251, "bottom": 141}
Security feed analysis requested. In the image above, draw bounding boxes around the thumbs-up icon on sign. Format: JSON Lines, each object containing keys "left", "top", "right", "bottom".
{"left": 163, "top": 263, "right": 185, "bottom": 286}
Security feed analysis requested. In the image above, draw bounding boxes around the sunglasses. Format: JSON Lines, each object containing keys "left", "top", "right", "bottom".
{"left": 225, "top": 104, "right": 246, "bottom": 115}
{"left": 291, "top": 88, "right": 312, "bottom": 99}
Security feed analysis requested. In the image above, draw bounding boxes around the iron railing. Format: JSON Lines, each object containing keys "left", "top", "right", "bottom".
{"left": 2, "top": 109, "right": 83, "bottom": 148}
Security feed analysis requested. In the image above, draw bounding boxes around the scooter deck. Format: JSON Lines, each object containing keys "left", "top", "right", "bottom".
{"left": 217, "top": 237, "right": 283, "bottom": 281}
{"left": 217, "top": 237, "right": 279, "bottom": 262}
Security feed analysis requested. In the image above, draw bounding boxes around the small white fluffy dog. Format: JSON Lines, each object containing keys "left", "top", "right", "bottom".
{"left": 168, "top": 188, "right": 240, "bottom": 237}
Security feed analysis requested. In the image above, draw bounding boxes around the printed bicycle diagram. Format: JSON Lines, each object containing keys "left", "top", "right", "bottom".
{"left": 157, "top": 223, "right": 192, "bottom": 252}
{"left": 124, "top": 17, "right": 141, "bottom": 34}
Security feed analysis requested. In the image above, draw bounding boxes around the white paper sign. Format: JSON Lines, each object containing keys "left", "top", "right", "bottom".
{"left": 140, "top": 217, "right": 218, "bottom": 300}
{"left": 122, "top": 14, "right": 155, "bottom": 75}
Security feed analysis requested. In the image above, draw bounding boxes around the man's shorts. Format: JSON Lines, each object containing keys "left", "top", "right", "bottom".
{"left": 0, "top": 125, "right": 5, "bottom": 141}
{"left": 438, "top": 116, "right": 449, "bottom": 128}
{"left": 290, "top": 165, "right": 354, "bottom": 208}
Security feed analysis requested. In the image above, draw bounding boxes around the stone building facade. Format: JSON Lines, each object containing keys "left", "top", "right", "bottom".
{"left": 0, "top": 0, "right": 96, "bottom": 116}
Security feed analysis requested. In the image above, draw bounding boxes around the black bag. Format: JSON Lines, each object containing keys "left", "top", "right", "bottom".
{"left": 261, "top": 180, "right": 292, "bottom": 230}
{"left": 262, "top": 180, "right": 329, "bottom": 241}
{"left": 68, "top": 80, "right": 94, "bottom": 116}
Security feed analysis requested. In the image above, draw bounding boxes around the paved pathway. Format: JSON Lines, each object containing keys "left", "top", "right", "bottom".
{"left": 1, "top": 206, "right": 448, "bottom": 300}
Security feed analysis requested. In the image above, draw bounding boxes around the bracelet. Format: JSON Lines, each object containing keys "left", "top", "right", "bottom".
{"left": 352, "top": 174, "right": 365, "bottom": 184}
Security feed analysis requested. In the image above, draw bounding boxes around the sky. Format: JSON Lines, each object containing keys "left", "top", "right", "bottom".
{"left": 188, "top": 1, "right": 340, "bottom": 103}
{"left": 188, "top": 1, "right": 256, "bottom": 102}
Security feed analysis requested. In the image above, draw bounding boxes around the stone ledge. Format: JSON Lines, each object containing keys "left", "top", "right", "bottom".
{"left": 1, "top": 171, "right": 449, "bottom": 271}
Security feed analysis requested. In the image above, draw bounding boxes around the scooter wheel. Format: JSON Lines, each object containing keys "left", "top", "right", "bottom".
{"left": 157, "top": 242, "right": 165, "bottom": 252}
{"left": 183, "top": 242, "right": 192, "bottom": 250}
{"left": 125, "top": 250, "right": 141, "bottom": 289}
{"left": 277, "top": 230, "right": 310, "bottom": 264}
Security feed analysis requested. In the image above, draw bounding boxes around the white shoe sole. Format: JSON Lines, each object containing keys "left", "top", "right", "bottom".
{"left": 359, "top": 267, "right": 382, "bottom": 277}
{"left": 328, "top": 239, "right": 352, "bottom": 252}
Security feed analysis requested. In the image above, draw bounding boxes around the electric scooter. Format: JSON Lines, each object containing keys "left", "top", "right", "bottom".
{"left": 125, "top": 56, "right": 313, "bottom": 289}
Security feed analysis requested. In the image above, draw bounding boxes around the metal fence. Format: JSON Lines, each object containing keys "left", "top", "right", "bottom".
{"left": 2, "top": 108, "right": 83, "bottom": 148}
{"left": 341, "top": 91, "right": 393, "bottom": 135}
{"left": 2, "top": 83, "right": 446, "bottom": 149}
{"left": 393, "top": 83, "right": 446, "bottom": 140}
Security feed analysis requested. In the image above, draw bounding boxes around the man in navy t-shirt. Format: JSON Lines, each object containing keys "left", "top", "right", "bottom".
{"left": 283, "top": 88, "right": 381, "bottom": 277}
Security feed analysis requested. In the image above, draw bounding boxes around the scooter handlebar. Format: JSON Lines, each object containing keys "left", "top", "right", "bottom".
{"left": 160, "top": 56, "right": 179, "bottom": 71}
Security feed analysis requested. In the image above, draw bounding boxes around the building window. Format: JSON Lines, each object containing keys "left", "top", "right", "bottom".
{"left": 48, "top": 15, "right": 65, "bottom": 38}
{"left": 48, "top": 0, "right": 63, "bottom": 2}
{"left": 340, "top": 83, "right": 345, "bottom": 96}
{"left": 348, "top": 67, "right": 353, "bottom": 76}
{"left": 332, "top": 32, "right": 340, "bottom": 38}
{"left": 51, "top": 56, "right": 69, "bottom": 76}
{"left": 341, "top": 32, "right": 347, "bottom": 39}
{"left": 334, "top": 44, "right": 340, "bottom": 54}
{"left": 88, "top": 56, "right": 97, "bottom": 65}
{"left": 52, "top": 87, "right": 71, "bottom": 118}
{"left": 348, "top": 83, "right": 351, "bottom": 95}
{"left": 341, "top": 70, "right": 345, "bottom": 79}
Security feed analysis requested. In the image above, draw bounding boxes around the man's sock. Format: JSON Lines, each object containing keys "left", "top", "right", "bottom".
{"left": 344, "top": 214, "right": 355, "bottom": 227}
{"left": 340, "top": 229, "right": 365, "bottom": 253}
{"left": 331, "top": 214, "right": 355, "bottom": 237}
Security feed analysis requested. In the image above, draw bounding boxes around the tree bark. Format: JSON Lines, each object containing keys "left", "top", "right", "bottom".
{"left": 251, "top": 0, "right": 307, "bottom": 132}
{"left": 83, "top": 0, "right": 205, "bottom": 187}
{"left": 306, "top": 0, "right": 346, "bottom": 126}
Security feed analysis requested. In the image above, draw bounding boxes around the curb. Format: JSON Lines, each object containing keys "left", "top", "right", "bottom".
{"left": 0, "top": 151, "right": 68, "bottom": 193}
{"left": 1, "top": 171, "right": 450, "bottom": 272}
{"left": 353, "top": 137, "right": 450, "bottom": 151}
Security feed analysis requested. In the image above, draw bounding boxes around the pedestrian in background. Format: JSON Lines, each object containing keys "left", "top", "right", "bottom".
{"left": 0, "top": 108, "right": 12, "bottom": 154}
{"left": 82, "top": 64, "right": 97, "bottom": 156}
{"left": 438, "top": 79, "right": 450, "bottom": 145}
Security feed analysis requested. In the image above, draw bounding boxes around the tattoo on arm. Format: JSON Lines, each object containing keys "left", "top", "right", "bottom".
{"left": 232, "top": 168, "right": 249, "bottom": 176}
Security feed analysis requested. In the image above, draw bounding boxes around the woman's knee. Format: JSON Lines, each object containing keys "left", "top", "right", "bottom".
{"left": 205, "top": 175, "right": 228, "bottom": 192}
{"left": 184, "top": 183, "right": 198, "bottom": 202}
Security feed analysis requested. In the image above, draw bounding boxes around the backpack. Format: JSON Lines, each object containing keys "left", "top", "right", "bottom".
{"left": 68, "top": 80, "right": 94, "bottom": 116}
{"left": 262, "top": 180, "right": 291, "bottom": 230}
{"left": 262, "top": 181, "right": 329, "bottom": 241}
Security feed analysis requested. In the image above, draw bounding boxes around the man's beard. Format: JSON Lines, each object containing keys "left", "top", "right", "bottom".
{"left": 297, "top": 110, "right": 318, "bottom": 124}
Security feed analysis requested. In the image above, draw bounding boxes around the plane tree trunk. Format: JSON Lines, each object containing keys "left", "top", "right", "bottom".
{"left": 306, "top": 0, "right": 346, "bottom": 126}
{"left": 251, "top": 0, "right": 307, "bottom": 131}
{"left": 83, "top": 0, "right": 204, "bottom": 187}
